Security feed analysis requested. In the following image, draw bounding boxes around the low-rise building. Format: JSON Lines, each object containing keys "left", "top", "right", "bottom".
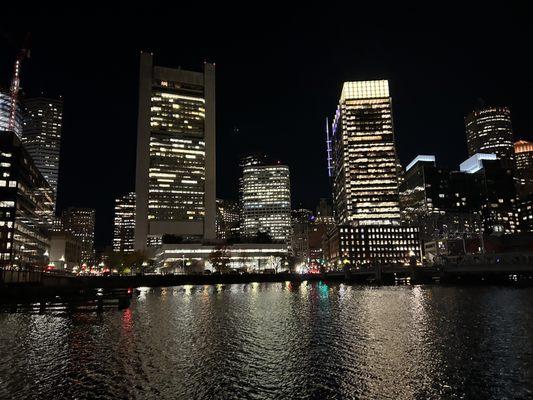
{"left": 49, "top": 231, "right": 82, "bottom": 271}
{"left": 323, "top": 225, "right": 422, "bottom": 269}
{"left": 155, "top": 242, "right": 288, "bottom": 273}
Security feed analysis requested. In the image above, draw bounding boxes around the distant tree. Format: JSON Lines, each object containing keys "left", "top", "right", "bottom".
{"left": 125, "top": 251, "right": 149, "bottom": 274}
{"left": 208, "top": 245, "right": 231, "bottom": 274}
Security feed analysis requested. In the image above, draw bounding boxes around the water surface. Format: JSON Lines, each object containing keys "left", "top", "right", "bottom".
{"left": 1, "top": 282, "right": 532, "bottom": 399}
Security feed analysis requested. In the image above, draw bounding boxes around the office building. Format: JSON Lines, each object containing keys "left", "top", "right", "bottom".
{"left": 323, "top": 225, "right": 422, "bottom": 268}
{"left": 21, "top": 97, "right": 63, "bottom": 201}
{"left": 514, "top": 140, "right": 533, "bottom": 198}
{"left": 155, "top": 242, "right": 288, "bottom": 273}
{"left": 135, "top": 52, "right": 216, "bottom": 251}
{"left": 0, "top": 131, "right": 54, "bottom": 269}
{"left": 315, "top": 198, "right": 335, "bottom": 226}
{"left": 48, "top": 231, "right": 82, "bottom": 271}
{"left": 215, "top": 199, "right": 240, "bottom": 240}
{"left": 0, "top": 91, "right": 23, "bottom": 136}
{"left": 291, "top": 209, "right": 312, "bottom": 265}
{"left": 465, "top": 107, "right": 515, "bottom": 169}
{"left": 518, "top": 197, "right": 533, "bottom": 233}
{"left": 62, "top": 207, "right": 96, "bottom": 264}
{"left": 460, "top": 154, "right": 519, "bottom": 234}
{"left": 113, "top": 192, "right": 136, "bottom": 253}
{"left": 329, "top": 80, "right": 400, "bottom": 225}
{"left": 399, "top": 155, "right": 481, "bottom": 241}
{"left": 241, "top": 159, "right": 291, "bottom": 244}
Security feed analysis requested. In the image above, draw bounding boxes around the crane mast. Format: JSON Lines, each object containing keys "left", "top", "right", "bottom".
{"left": 8, "top": 38, "right": 30, "bottom": 132}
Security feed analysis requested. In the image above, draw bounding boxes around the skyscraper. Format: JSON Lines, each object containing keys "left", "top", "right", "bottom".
{"left": 514, "top": 140, "right": 533, "bottom": 198}
{"left": 291, "top": 209, "right": 312, "bottom": 265}
{"left": 459, "top": 154, "right": 519, "bottom": 234}
{"left": 399, "top": 155, "right": 481, "bottom": 241}
{"left": 135, "top": 52, "right": 216, "bottom": 251}
{"left": 215, "top": 199, "right": 240, "bottom": 240}
{"left": 465, "top": 107, "right": 515, "bottom": 169}
{"left": 0, "top": 131, "right": 54, "bottom": 269}
{"left": 62, "top": 207, "right": 96, "bottom": 264}
{"left": 21, "top": 97, "right": 63, "bottom": 201}
{"left": 113, "top": 192, "right": 136, "bottom": 253}
{"left": 241, "top": 159, "right": 291, "bottom": 244}
{"left": 330, "top": 80, "right": 400, "bottom": 226}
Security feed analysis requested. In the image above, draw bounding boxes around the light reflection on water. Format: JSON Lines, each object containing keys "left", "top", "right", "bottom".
{"left": 1, "top": 283, "right": 532, "bottom": 399}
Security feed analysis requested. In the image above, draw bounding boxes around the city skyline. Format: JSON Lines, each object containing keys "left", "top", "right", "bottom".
{"left": 1, "top": 5, "right": 533, "bottom": 248}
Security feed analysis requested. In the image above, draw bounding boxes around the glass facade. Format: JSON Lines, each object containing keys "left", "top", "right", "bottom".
{"left": 465, "top": 107, "right": 515, "bottom": 169}
{"left": 399, "top": 156, "right": 482, "bottom": 241}
{"left": 0, "top": 131, "right": 53, "bottom": 269}
{"left": 21, "top": 97, "right": 63, "bottom": 203}
{"left": 62, "top": 207, "right": 95, "bottom": 264}
{"left": 331, "top": 80, "right": 400, "bottom": 226}
{"left": 241, "top": 164, "right": 291, "bottom": 244}
{"left": 515, "top": 140, "right": 533, "bottom": 198}
{"left": 149, "top": 85, "right": 206, "bottom": 223}
{"left": 135, "top": 53, "right": 216, "bottom": 250}
{"left": 113, "top": 192, "right": 136, "bottom": 253}
{"left": 325, "top": 225, "right": 422, "bottom": 268}
{"left": 215, "top": 199, "right": 240, "bottom": 240}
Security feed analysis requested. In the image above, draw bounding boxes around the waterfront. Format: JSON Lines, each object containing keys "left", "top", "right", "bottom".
{"left": 1, "top": 282, "right": 532, "bottom": 399}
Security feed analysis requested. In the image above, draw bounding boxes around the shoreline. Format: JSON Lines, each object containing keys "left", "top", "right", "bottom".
{"left": 2, "top": 269, "right": 533, "bottom": 300}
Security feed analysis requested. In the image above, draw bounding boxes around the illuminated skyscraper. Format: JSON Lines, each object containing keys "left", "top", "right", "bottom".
{"left": 21, "top": 97, "right": 63, "bottom": 202}
{"left": 465, "top": 107, "right": 515, "bottom": 169}
{"left": 241, "top": 159, "right": 291, "bottom": 244}
{"left": 62, "top": 207, "right": 95, "bottom": 264}
{"left": 515, "top": 140, "right": 533, "bottom": 198}
{"left": 113, "top": 192, "right": 136, "bottom": 253}
{"left": 330, "top": 80, "right": 400, "bottom": 225}
{"left": 135, "top": 53, "right": 216, "bottom": 250}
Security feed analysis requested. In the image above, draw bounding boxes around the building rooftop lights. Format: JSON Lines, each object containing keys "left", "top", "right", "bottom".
{"left": 406, "top": 155, "right": 436, "bottom": 172}
{"left": 340, "top": 80, "right": 389, "bottom": 102}
{"left": 460, "top": 153, "right": 498, "bottom": 174}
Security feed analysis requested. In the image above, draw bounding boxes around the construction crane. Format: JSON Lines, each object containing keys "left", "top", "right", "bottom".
{"left": 8, "top": 34, "right": 30, "bottom": 132}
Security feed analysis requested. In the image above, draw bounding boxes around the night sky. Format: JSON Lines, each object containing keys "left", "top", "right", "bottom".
{"left": 1, "top": 4, "right": 532, "bottom": 248}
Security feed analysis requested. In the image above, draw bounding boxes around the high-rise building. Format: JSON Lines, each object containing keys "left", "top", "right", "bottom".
{"left": 0, "top": 91, "right": 23, "bottom": 136}
{"left": 62, "top": 207, "right": 95, "bottom": 264}
{"left": 399, "top": 155, "right": 481, "bottom": 241}
{"left": 514, "top": 140, "right": 533, "bottom": 198}
{"left": 215, "top": 199, "right": 240, "bottom": 240}
{"left": 315, "top": 198, "right": 335, "bottom": 225}
{"left": 291, "top": 209, "right": 312, "bottom": 265}
{"left": 0, "top": 131, "right": 54, "bottom": 269}
{"left": 241, "top": 160, "right": 291, "bottom": 244}
{"left": 460, "top": 154, "right": 519, "bottom": 234}
{"left": 113, "top": 192, "right": 136, "bottom": 253}
{"left": 330, "top": 80, "right": 400, "bottom": 226}
{"left": 465, "top": 107, "right": 515, "bottom": 169}
{"left": 135, "top": 52, "right": 216, "bottom": 251}
{"left": 308, "top": 199, "right": 336, "bottom": 270}
{"left": 21, "top": 97, "right": 63, "bottom": 201}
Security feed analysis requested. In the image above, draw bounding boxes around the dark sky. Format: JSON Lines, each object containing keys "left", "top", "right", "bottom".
{"left": 2, "top": 3, "right": 533, "bottom": 248}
